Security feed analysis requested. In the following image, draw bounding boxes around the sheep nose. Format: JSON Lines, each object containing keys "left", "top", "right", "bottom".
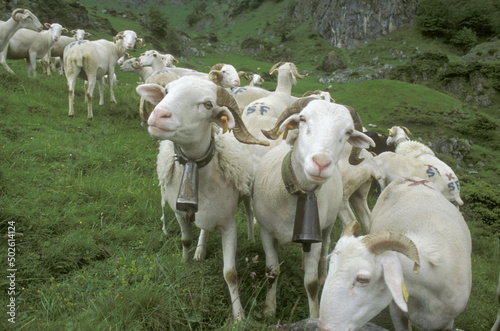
{"left": 312, "top": 154, "right": 331, "bottom": 171}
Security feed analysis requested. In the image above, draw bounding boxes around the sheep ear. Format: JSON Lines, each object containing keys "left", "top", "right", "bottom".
{"left": 348, "top": 130, "right": 375, "bottom": 149}
{"left": 44, "top": 23, "right": 51, "bottom": 29}
{"left": 63, "top": 28, "right": 69, "bottom": 33}
{"left": 278, "top": 115, "right": 300, "bottom": 139}
{"left": 381, "top": 255, "right": 408, "bottom": 313}
{"left": 212, "top": 107, "right": 235, "bottom": 133}
{"left": 136, "top": 84, "right": 166, "bottom": 106}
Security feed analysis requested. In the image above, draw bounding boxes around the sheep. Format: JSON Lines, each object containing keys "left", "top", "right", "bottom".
{"left": 0, "top": 8, "right": 43, "bottom": 61}
{"left": 242, "top": 62, "right": 307, "bottom": 119}
{"left": 41, "top": 28, "right": 90, "bottom": 76}
{"left": 230, "top": 85, "right": 272, "bottom": 110}
{"left": 319, "top": 176, "right": 472, "bottom": 331}
{"left": 493, "top": 274, "right": 500, "bottom": 331}
{"left": 386, "top": 126, "right": 463, "bottom": 206}
{"left": 363, "top": 131, "right": 394, "bottom": 155}
{"left": 119, "top": 56, "right": 153, "bottom": 83}
{"left": 302, "top": 90, "right": 335, "bottom": 103}
{"left": 251, "top": 98, "right": 374, "bottom": 318}
{"left": 246, "top": 73, "right": 264, "bottom": 86}
{"left": 64, "top": 30, "right": 141, "bottom": 119}
{"left": 136, "top": 75, "right": 270, "bottom": 321}
{"left": 0, "top": 23, "right": 67, "bottom": 77}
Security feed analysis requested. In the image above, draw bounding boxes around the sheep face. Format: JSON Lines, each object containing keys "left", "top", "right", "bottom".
{"left": 13, "top": 9, "right": 43, "bottom": 32}
{"left": 283, "top": 101, "right": 373, "bottom": 185}
{"left": 119, "top": 57, "right": 140, "bottom": 72}
{"left": 137, "top": 76, "right": 236, "bottom": 143}
{"left": 72, "top": 29, "right": 88, "bottom": 41}
{"left": 218, "top": 64, "right": 240, "bottom": 88}
{"left": 138, "top": 50, "right": 160, "bottom": 67}
{"left": 319, "top": 236, "right": 398, "bottom": 330}
{"left": 116, "top": 30, "right": 139, "bottom": 50}
{"left": 44, "top": 23, "right": 67, "bottom": 42}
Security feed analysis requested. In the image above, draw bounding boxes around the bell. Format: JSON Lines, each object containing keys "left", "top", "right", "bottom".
{"left": 292, "top": 191, "right": 322, "bottom": 252}
{"left": 176, "top": 160, "right": 199, "bottom": 222}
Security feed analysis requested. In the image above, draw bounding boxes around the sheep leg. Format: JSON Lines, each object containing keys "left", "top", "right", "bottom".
{"left": 318, "top": 222, "right": 334, "bottom": 289}
{"left": 337, "top": 201, "right": 357, "bottom": 228}
{"left": 242, "top": 195, "right": 255, "bottom": 241}
{"left": 97, "top": 77, "right": 105, "bottom": 106}
{"left": 108, "top": 70, "right": 117, "bottom": 103}
{"left": 85, "top": 76, "right": 96, "bottom": 120}
{"left": 492, "top": 308, "right": 500, "bottom": 331}
{"left": 261, "top": 228, "right": 279, "bottom": 316}
{"left": 175, "top": 212, "right": 193, "bottom": 262}
{"left": 28, "top": 51, "right": 37, "bottom": 77}
{"left": 303, "top": 244, "right": 322, "bottom": 318}
{"left": 66, "top": 73, "right": 78, "bottom": 118}
{"left": 194, "top": 229, "right": 208, "bottom": 260}
{"left": 220, "top": 222, "right": 244, "bottom": 321}
{"left": 0, "top": 46, "right": 14, "bottom": 74}
{"left": 348, "top": 179, "right": 373, "bottom": 233}
{"left": 161, "top": 198, "right": 167, "bottom": 235}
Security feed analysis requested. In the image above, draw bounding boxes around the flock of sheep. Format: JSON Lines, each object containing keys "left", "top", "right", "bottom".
{"left": 2, "top": 8, "right": 500, "bottom": 331}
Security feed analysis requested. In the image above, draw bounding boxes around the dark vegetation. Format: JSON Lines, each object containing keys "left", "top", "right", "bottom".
{"left": 0, "top": 0, "right": 499, "bottom": 329}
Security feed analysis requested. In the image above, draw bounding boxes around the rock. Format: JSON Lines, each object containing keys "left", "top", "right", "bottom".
{"left": 317, "top": 50, "right": 346, "bottom": 72}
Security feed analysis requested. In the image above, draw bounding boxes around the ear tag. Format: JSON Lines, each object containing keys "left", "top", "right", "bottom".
{"left": 389, "top": 130, "right": 394, "bottom": 137}
{"left": 221, "top": 115, "right": 229, "bottom": 134}
{"left": 282, "top": 123, "right": 294, "bottom": 140}
{"left": 401, "top": 281, "right": 409, "bottom": 302}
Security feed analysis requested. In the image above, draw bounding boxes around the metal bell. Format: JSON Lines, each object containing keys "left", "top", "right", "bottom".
{"left": 176, "top": 160, "right": 199, "bottom": 222}
{"left": 292, "top": 191, "right": 322, "bottom": 252}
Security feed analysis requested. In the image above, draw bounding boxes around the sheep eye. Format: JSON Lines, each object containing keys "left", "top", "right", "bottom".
{"left": 299, "top": 115, "right": 306, "bottom": 122}
{"left": 356, "top": 275, "right": 370, "bottom": 285}
{"left": 346, "top": 129, "right": 353, "bottom": 136}
{"left": 204, "top": 101, "right": 213, "bottom": 109}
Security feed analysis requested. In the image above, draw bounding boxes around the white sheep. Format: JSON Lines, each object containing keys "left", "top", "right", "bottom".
{"left": 242, "top": 62, "right": 307, "bottom": 119}
{"left": 246, "top": 73, "right": 264, "bottom": 86}
{"left": 0, "top": 8, "right": 43, "bottom": 58}
{"left": 136, "top": 76, "right": 269, "bottom": 321}
{"left": 252, "top": 98, "right": 374, "bottom": 318}
{"left": 119, "top": 56, "right": 153, "bottom": 83}
{"left": 0, "top": 23, "right": 67, "bottom": 76}
{"left": 230, "top": 85, "right": 272, "bottom": 110}
{"left": 41, "top": 28, "right": 90, "bottom": 76}
{"left": 386, "top": 126, "right": 463, "bottom": 206}
{"left": 64, "top": 30, "right": 141, "bottom": 119}
{"left": 319, "top": 176, "right": 472, "bottom": 331}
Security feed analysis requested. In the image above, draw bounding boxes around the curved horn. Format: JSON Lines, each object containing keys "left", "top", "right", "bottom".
{"left": 341, "top": 221, "right": 361, "bottom": 237}
{"left": 113, "top": 31, "right": 125, "bottom": 43}
{"left": 209, "top": 70, "right": 223, "bottom": 85}
{"left": 361, "top": 231, "right": 420, "bottom": 274}
{"left": 11, "top": 8, "right": 25, "bottom": 22}
{"left": 261, "top": 97, "right": 317, "bottom": 140}
{"left": 291, "top": 63, "right": 307, "bottom": 79}
{"left": 238, "top": 71, "right": 248, "bottom": 79}
{"left": 401, "top": 126, "right": 412, "bottom": 136}
{"left": 211, "top": 63, "right": 224, "bottom": 71}
{"left": 216, "top": 87, "right": 269, "bottom": 146}
{"left": 269, "top": 62, "right": 285, "bottom": 74}
{"left": 345, "top": 105, "right": 365, "bottom": 165}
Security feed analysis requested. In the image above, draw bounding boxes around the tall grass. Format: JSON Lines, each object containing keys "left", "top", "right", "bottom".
{"left": 0, "top": 44, "right": 499, "bottom": 331}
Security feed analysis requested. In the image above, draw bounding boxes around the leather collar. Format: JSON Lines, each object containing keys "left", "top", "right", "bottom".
{"left": 281, "top": 149, "right": 318, "bottom": 196}
{"left": 174, "top": 137, "right": 216, "bottom": 169}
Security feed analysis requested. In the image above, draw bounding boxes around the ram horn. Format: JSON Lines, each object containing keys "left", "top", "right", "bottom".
{"left": 208, "top": 63, "right": 225, "bottom": 85}
{"left": 261, "top": 97, "right": 317, "bottom": 140}
{"left": 11, "top": 8, "right": 25, "bottom": 22}
{"left": 216, "top": 86, "right": 270, "bottom": 146}
{"left": 113, "top": 31, "right": 125, "bottom": 43}
{"left": 361, "top": 231, "right": 420, "bottom": 274}
{"left": 238, "top": 71, "right": 248, "bottom": 79}
{"left": 346, "top": 105, "right": 365, "bottom": 165}
{"left": 341, "top": 221, "right": 361, "bottom": 237}
{"left": 302, "top": 90, "right": 323, "bottom": 97}
{"left": 291, "top": 63, "right": 308, "bottom": 79}
{"left": 401, "top": 126, "right": 412, "bottom": 136}
{"left": 269, "top": 62, "right": 285, "bottom": 74}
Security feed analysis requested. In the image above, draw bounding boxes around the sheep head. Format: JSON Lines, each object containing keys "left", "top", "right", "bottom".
{"left": 11, "top": 8, "right": 26, "bottom": 21}
{"left": 12, "top": 8, "right": 43, "bottom": 32}
{"left": 136, "top": 76, "right": 269, "bottom": 146}
{"left": 303, "top": 90, "right": 335, "bottom": 103}
{"left": 208, "top": 63, "right": 241, "bottom": 88}
{"left": 114, "top": 30, "right": 140, "bottom": 50}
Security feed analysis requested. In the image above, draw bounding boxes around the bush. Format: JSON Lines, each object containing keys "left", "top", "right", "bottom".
{"left": 450, "top": 27, "right": 478, "bottom": 52}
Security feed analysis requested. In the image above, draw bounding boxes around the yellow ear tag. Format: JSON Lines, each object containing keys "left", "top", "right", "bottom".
{"left": 221, "top": 115, "right": 228, "bottom": 134}
{"left": 401, "top": 281, "right": 409, "bottom": 302}
{"left": 282, "top": 123, "right": 294, "bottom": 140}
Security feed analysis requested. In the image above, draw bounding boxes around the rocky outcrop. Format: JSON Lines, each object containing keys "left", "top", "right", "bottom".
{"left": 297, "top": 0, "right": 420, "bottom": 49}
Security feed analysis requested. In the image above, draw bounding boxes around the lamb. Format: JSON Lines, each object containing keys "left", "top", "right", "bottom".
{"left": 251, "top": 98, "right": 374, "bottom": 318}
{"left": 386, "top": 126, "right": 463, "bottom": 206}
{"left": 242, "top": 62, "right": 307, "bottom": 119}
{"left": 41, "top": 28, "right": 90, "bottom": 76}
{"left": 136, "top": 76, "right": 269, "bottom": 321}
{"left": 0, "top": 8, "right": 43, "bottom": 58}
{"left": 64, "top": 30, "right": 141, "bottom": 119}
{"left": 319, "top": 176, "right": 472, "bottom": 330}
{"left": 0, "top": 23, "right": 67, "bottom": 76}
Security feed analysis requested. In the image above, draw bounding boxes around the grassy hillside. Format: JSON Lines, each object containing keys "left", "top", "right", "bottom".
{"left": 1, "top": 0, "right": 499, "bottom": 330}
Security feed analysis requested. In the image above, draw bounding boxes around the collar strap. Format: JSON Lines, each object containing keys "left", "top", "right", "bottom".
{"left": 396, "top": 137, "right": 408, "bottom": 146}
{"left": 174, "top": 137, "right": 216, "bottom": 169}
{"left": 281, "top": 149, "right": 318, "bottom": 196}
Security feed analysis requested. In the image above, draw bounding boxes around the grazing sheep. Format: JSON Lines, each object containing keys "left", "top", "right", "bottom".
{"left": 319, "top": 177, "right": 472, "bottom": 331}
{"left": 0, "top": 23, "right": 67, "bottom": 76}
{"left": 242, "top": 62, "right": 307, "bottom": 119}
{"left": 387, "top": 126, "right": 463, "bottom": 206}
{"left": 64, "top": 30, "right": 141, "bottom": 119}
{"left": 136, "top": 76, "right": 269, "bottom": 321}
{"left": 252, "top": 98, "right": 374, "bottom": 318}
{"left": 0, "top": 8, "right": 43, "bottom": 62}
{"left": 41, "top": 28, "right": 90, "bottom": 76}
